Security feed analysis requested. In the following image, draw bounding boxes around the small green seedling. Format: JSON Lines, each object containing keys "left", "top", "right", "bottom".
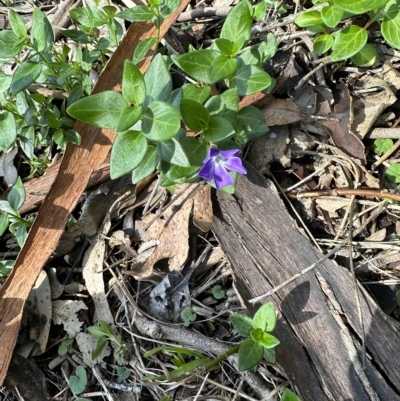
{"left": 295, "top": 0, "right": 400, "bottom": 66}
{"left": 386, "top": 163, "right": 400, "bottom": 184}
{"left": 373, "top": 138, "right": 393, "bottom": 154}
{"left": 68, "top": 366, "right": 87, "bottom": 396}
{"left": 181, "top": 306, "right": 197, "bottom": 327}
{"left": 281, "top": 388, "right": 302, "bottom": 401}
{"left": 212, "top": 285, "right": 225, "bottom": 299}
{"left": 58, "top": 338, "right": 74, "bottom": 356}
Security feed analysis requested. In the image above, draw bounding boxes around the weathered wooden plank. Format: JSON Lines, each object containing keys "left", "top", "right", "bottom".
{"left": 212, "top": 163, "right": 400, "bottom": 400}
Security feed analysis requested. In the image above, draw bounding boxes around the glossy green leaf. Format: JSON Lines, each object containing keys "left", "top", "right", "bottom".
{"left": 202, "top": 117, "right": 235, "bottom": 142}
{"left": 131, "top": 145, "right": 157, "bottom": 184}
{"left": 313, "top": 34, "right": 333, "bottom": 56}
{"left": 238, "top": 48, "right": 260, "bottom": 66}
{"left": 280, "top": 388, "right": 302, "bottom": 401}
{"left": 252, "top": 302, "right": 277, "bottom": 331}
{"left": 253, "top": 1, "right": 268, "bottom": 21}
{"left": 156, "top": 138, "right": 190, "bottom": 166}
{"left": 180, "top": 99, "right": 210, "bottom": 132}
{"left": 221, "top": 0, "right": 252, "bottom": 50}
{"left": 91, "top": 336, "right": 108, "bottom": 359}
{"left": 122, "top": 60, "right": 146, "bottom": 106}
{"left": 373, "top": 138, "right": 393, "bottom": 154}
{"left": 205, "top": 89, "right": 238, "bottom": 125}
{"left": 182, "top": 84, "right": 211, "bottom": 104}
{"left": 69, "top": 366, "right": 87, "bottom": 395}
{"left": 215, "top": 38, "right": 240, "bottom": 57}
{"left": 144, "top": 53, "right": 172, "bottom": 106}
{"left": 259, "top": 33, "right": 278, "bottom": 62}
{"left": 87, "top": 325, "right": 106, "bottom": 338}
{"left": 8, "top": 177, "right": 25, "bottom": 211}
{"left": 0, "top": 201, "right": 17, "bottom": 215}
{"left": 321, "top": 4, "right": 343, "bottom": 27}
{"left": 10, "top": 61, "right": 42, "bottom": 95}
{"left": 117, "top": 106, "right": 143, "bottom": 133}
{"left": 69, "top": 7, "right": 108, "bottom": 27}
{"left": 64, "top": 129, "right": 82, "bottom": 146}
{"left": 172, "top": 50, "right": 220, "bottom": 84}
{"left": 386, "top": 163, "right": 400, "bottom": 183}
{"left": 8, "top": 9, "right": 27, "bottom": 38}
{"left": 31, "top": 8, "right": 54, "bottom": 52}
{"left": 238, "top": 338, "right": 264, "bottom": 371}
{"left": 159, "top": 163, "right": 200, "bottom": 186}
{"left": 99, "top": 320, "right": 113, "bottom": 337}
{"left": 331, "top": 26, "right": 368, "bottom": 61}
{"left": 0, "top": 213, "right": 9, "bottom": 237}
{"left": 229, "top": 313, "right": 253, "bottom": 337}
{"left": 110, "top": 130, "right": 147, "bottom": 179}
{"left": 259, "top": 332, "right": 280, "bottom": 349}
{"left": 209, "top": 55, "right": 238, "bottom": 82}
{"left": 132, "top": 37, "right": 157, "bottom": 64}
{"left": 0, "top": 30, "right": 25, "bottom": 60}
{"left": 295, "top": 10, "right": 323, "bottom": 27}
{"left": 142, "top": 101, "right": 180, "bottom": 141}
{"left": 263, "top": 347, "right": 276, "bottom": 364}
{"left": 0, "top": 111, "right": 16, "bottom": 152}
{"left": 117, "top": 5, "right": 154, "bottom": 21}
{"left": 351, "top": 43, "right": 377, "bottom": 66}
{"left": 67, "top": 91, "right": 127, "bottom": 129}
{"left": 333, "top": 0, "right": 388, "bottom": 14}
{"left": 382, "top": 11, "right": 400, "bottom": 50}
{"left": 231, "top": 65, "right": 272, "bottom": 95}
{"left": 178, "top": 137, "right": 208, "bottom": 166}
{"left": 238, "top": 106, "right": 266, "bottom": 126}
{"left": 250, "top": 327, "right": 263, "bottom": 342}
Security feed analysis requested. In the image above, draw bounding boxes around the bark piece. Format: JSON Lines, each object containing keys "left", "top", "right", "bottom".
{"left": 212, "top": 163, "right": 400, "bottom": 400}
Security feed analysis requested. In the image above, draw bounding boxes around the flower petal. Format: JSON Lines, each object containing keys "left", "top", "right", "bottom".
{"left": 208, "top": 148, "right": 221, "bottom": 158}
{"left": 198, "top": 159, "right": 215, "bottom": 181}
{"left": 214, "top": 163, "right": 234, "bottom": 189}
{"left": 224, "top": 157, "right": 247, "bottom": 174}
{"left": 220, "top": 149, "right": 240, "bottom": 158}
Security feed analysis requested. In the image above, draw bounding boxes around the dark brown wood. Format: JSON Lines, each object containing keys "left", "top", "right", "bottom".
{"left": 212, "top": 163, "right": 400, "bottom": 401}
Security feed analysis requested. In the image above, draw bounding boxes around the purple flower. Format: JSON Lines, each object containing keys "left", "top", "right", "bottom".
{"left": 198, "top": 148, "right": 247, "bottom": 189}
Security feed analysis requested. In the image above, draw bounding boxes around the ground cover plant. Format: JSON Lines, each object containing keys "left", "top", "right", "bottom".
{"left": 2, "top": 0, "right": 400, "bottom": 400}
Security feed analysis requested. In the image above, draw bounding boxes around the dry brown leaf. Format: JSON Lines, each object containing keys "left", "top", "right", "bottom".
{"left": 52, "top": 300, "right": 87, "bottom": 337}
{"left": 193, "top": 185, "right": 213, "bottom": 232}
{"left": 258, "top": 95, "right": 304, "bottom": 125}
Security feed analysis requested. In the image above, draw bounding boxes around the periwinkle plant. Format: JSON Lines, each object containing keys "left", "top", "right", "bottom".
{"left": 68, "top": 0, "right": 277, "bottom": 193}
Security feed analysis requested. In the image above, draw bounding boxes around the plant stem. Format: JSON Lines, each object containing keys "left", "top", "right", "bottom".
{"left": 203, "top": 343, "right": 240, "bottom": 371}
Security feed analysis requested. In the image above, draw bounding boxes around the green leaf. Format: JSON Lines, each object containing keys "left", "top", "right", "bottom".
{"left": 15, "top": 225, "right": 27, "bottom": 247}
{"left": 144, "top": 53, "right": 172, "bottom": 106}
{"left": 382, "top": 11, "right": 400, "bottom": 50}
{"left": 205, "top": 90, "right": 238, "bottom": 125}
{"left": 8, "top": 9, "right": 27, "bottom": 38}
{"left": 182, "top": 84, "right": 211, "bottom": 104}
{"left": 69, "top": 366, "right": 87, "bottom": 395}
{"left": 331, "top": 26, "right": 368, "bottom": 62}
{"left": 180, "top": 99, "right": 210, "bottom": 132}
{"left": 110, "top": 131, "right": 147, "bottom": 179}
{"left": 67, "top": 91, "right": 127, "bottom": 129}
{"left": 0, "top": 213, "right": 8, "bottom": 237}
{"left": 142, "top": 101, "right": 180, "bottom": 141}
{"left": 0, "top": 30, "right": 24, "bottom": 60}
{"left": 0, "top": 111, "right": 17, "bottom": 152}
{"left": 229, "top": 313, "right": 253, "bottom": 337}
{"left": 131, "top": 145, "right": 157, "bottom": 184}
{"left": 181, "top": 306, "right": 197, "bottom": 327}
{"left": 253, "top": 1, "right": 268, "bottom": 21}
{"left": 172, "top": 50, "right": 220, "bottom": 84}
{"left": 31, "top": 8, "right": 54, "bottom": 53}
{"left": 259, "top": 33, "right": 278, "bottom": 62}
{"left": 61, "top": 29, "right": 91, "bottom": 44}
{"left": 87, "top": 325, "right": 106, "bottom": 338}
{"left": 313, "top": 34, "right": 333, "bottom": 56}
{"left": 116, "top": 5, "right": 154, "bottom": 21}
{"left": 333, "top": 0, "right": 388, "bottom": 14}
{"left": 238, "top": 106, "right": 266, "bottom": 126}
{"left": 238, "top": 338, "right": 264, "bottom": 371}
{"left": 64, "top": 129, "right": 82, "bottom": 146}
{"left": 259, "top": 332, "right": 280, "bottom": 349}
{"left": 373, "top": 138, "right": 393, "bottom": 154}
{"left": 132, "top": 37, "right": 157, "bottom": 64}
{"left": 99, "top": 320, "right": 113, "bottom": 337}
{"left": 252, "top": 302, "right": 277, "bottom": 332}
{"left": 263, "top": 347, "right": 276, "bottom": 364}
{"left": 58, "top": 338, "right": 74, "bottom": 356}
{"left": 231, "top": 65, "right": 272, "bottom": 96}
{"left": 221, "top": 0, "right": 252, "bottom": 50}
{"left": 209, "top": 55, "right": 238, "bottom": 82}
{"left": 117, "top": 106, "right": 143, "bottom": 133}
{"left": 178, "top": 137, "right": 208, "bottom": 166}
{"left": 92, "top": 336, "right": 108, "bottom": 359}
{"left": 122, "top": 60, "right": 146, "bottom": 106}
{"left": 144, "top": 358, "right": 207, "bottom": 381}
{"left": 144, "top": 345, "right": 206, "bottom": 359}
{"left": 159, "top": 163, "right": 200, "bottom": 186}
{"left": 117, "top": 367, "right": 131, "bottom": 380}
{"left": 212, "top": 285, "right": 225, "bottom": 299}
{"left": 386, "top": 163, "right": 400, "bottom": 183}
{"left": 215, "top": 38, "right": 240, "bottom": 57}
{"left": 156, "top": 138, "right": 190, "bottom": 166}
{"left": 0, "top": 200, "right": 17, "bottom": 215}
{"left": 202, "top": 117, "right": 235, "bottom": 142}
{"left": 0, "top": 260, "right": 13, "bottom": 277}
{"left": 321, "top": 4, "right": 343, "bottom": 28}
{"left": 351, "top": 43, "right": 377, "bottom": 67}
{"left": 280, "top": 388, "right": 302, "bottom": 401}
{"left": 69, "top": 6, "right": 108, "bottom": 27}
{"left": 295, "top": 10, "right": 323, "bottom": 27}
{"left": 250, "top": 328, "right": 263, "bottom": 342}
{"left": 8, "top": 177, "right": 25, "bottom": 211}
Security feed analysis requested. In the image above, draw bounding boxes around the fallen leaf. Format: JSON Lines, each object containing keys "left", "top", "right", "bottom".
{"left": 52, "top": 300, "right": 87, "bottom": 337}
{"left": 258, "top": 95, "right": 304, "bottom": 125}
